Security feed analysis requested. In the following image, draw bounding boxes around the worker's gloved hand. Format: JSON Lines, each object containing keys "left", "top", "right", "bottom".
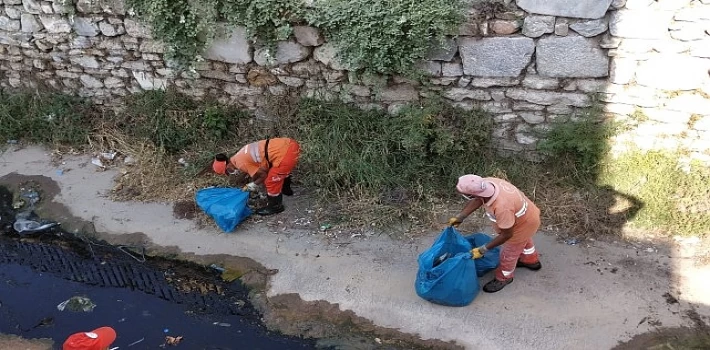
{"left": 242, "top": 182, "right": 258, "bottom": 192}
{"left": 448, "top": 217, "right": 462, "bottom": 227}
{"left": 471, "top": 245, "right": 488, "bottom": 259}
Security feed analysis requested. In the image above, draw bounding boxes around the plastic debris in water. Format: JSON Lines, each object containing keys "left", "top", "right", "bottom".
{"left": 13, "top": 219, "right": 59, "bottom": 234}
{"left": 57, "top": 296, "right": 96, "bottom": 312}
{"left": 432, "top": 252, "right": 451, "bottom": 267}
{"left": 212, "top": 322, "right": 231, "bottom": 327}
{"left": 209, "top": 264, "right": 226, "bottom": 273}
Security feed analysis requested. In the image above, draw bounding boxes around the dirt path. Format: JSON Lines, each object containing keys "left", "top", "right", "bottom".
{"left": 1, "top": 146, "right": 709, "bottom": 350}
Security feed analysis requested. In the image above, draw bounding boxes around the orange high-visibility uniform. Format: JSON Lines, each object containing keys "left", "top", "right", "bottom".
{"left": 229, "top": 138, "right": 300, "bottom": 196}
{"left": 479, "top": 177, "right": 541, "bottom": 281}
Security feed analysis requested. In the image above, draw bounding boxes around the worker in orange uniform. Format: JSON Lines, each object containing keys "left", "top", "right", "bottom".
{"left": 449, "top": 174, "right": 542, "bottom": 293}
{"left": 63, "top": 326, "right": 117, "bottom": 350}
{"left": 212, "top": 137, "right": 300, "bottom": 216}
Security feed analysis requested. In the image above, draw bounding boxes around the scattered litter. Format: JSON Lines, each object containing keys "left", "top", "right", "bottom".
{"left": 13, "top": 219, "right": 59, "bottom": 234}
{"left": 178, "top": 158, "right": 188, "bottom": 167}
{"left": 12, "top": 200, "right": 25, "bottom": 209}
{"left": 209, "top": 264, "right": 226, "bottom": 273}
{"left": 7, "top": 140, "right": 18, "bottom": 144}
{"left": 212, "top": 322, "right": 231, "bottom": 327}
{"left": 161, "top": 335, "right": 183, "bottom": 347}
{"left": 646, "top": 248, "right": 655, "bottom": 253}
{"left": 432, "top": 252, "right": 451, "bottom": 268}
{"left": 20, "top": 189, "right": 40, "bottom": 206}
{"left": 320, "top": 224, "right": 331, "bottom": 231}
{"left": 565, "top": 239, "right": 580, "bottom": 245}
{"left": 57, "top": 296, "right": 96, "bottom": 312}
{"left": 100, "top": 151, "right": 117, "bottom": 160}
{"left": 350, "top": 233, "right": 362, "bottom": 238}
{"left": 163, "top": 328, "right": 169, "bottom": 333}
{"left": 375, "top": 338, "right": 382, "bottom": 344}
{"left": 91, "top": 157, "right": 105, "bottom": 168}
{"left": 124, "top": 156, "right": 136, "bottom": 165}
{"left": 127, "top": 337, "right": 145, "bottom": 347}
{"left": 56, "top": 169, "right": 64, "bottom": 176}
{"left": 43, "top": 113, "right": 56, "bottom": 121}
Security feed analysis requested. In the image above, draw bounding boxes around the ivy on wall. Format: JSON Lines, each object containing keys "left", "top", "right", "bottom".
{"left": 126, "top": 0, "right": 466, "bottom": 74}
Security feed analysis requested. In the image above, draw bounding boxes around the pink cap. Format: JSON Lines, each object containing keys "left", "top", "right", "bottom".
{"left": 456, "top": 174, "right": 495, "bottom": 198}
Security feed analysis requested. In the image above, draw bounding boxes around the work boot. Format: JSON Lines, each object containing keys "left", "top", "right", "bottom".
{"left": 483, "top": 278, "right": 513, "bottom": 293}
{"left": 516, "top": 260, "right": 542, "bottom": 271}
{"left": 256, "top": 194, "right": 284, "bottom": 216}
{"left": 282, "top": 176, "right": 293, "bottom": 196}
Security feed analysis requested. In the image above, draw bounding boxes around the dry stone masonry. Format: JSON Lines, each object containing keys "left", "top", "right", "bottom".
{"left": 0, "top": 0, "right": 709, "bottom": 161}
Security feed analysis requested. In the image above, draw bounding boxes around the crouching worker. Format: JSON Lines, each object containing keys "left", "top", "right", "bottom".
{"left": 213, "top": 137, "right": 300, "bottom": 216}
{"left": 449, "top": 174, "right": 542, "bottom": 293}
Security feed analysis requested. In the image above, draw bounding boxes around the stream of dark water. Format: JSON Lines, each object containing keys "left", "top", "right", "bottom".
{"left": 0, "top": 185, "right": 320, "bottom": 349}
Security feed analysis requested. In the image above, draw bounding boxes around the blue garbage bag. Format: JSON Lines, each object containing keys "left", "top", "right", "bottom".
{"left": 465, "top": 233, "right": 501, "bottom": 277}
{"left": 195, "top": 187, "right": 252, "bottom": 232}
{"left": 415, "top": 227, "right": 480, "bottom": 307}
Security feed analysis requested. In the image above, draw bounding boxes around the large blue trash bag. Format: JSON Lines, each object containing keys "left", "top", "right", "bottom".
{"left": 195, "top": 187, "right": 252, "bottom": 232}
{"left": 465, "top": 233, "right": 501, "bottom": 277}
{"left": 415, "top": 227, "right": 480, "bottom": 307}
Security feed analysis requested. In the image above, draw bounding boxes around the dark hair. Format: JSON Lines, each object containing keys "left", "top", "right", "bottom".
{"left": 214, "top": 153, "right": 228, "bottom": 162}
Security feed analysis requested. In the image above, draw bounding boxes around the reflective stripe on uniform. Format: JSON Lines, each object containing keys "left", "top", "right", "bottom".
{"left": 523, "top": 247, "right": 536, "bottom": 255}
{"left": 247, "top": 141, "right": 262, "bottom": 163}
{"left": 485, "top": 192, "right": 529, "bottom": 223}
{"left": 501, "top": 270, "right": 513, "bottom": 277}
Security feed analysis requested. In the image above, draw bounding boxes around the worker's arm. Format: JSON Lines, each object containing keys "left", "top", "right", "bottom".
{"left": 251, "top": 168, "right": 268, "bottom": 185}
{"left": 484, "top": 228, "right": 513, "bottom": 250}
{"left": 454, "top": 198, "right": 484, "bottom": 222}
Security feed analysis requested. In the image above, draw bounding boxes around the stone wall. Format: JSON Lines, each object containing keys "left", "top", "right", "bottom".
{"left": 0, "top": 0, "right": 709, "bottom": 161}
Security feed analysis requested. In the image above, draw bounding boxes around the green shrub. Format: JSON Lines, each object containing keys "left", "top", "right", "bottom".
{"left": 0, "top": 92, "right": 94, "bottom": 147}
{"left": 308, "top": 0, "right": 465, "bottom": 75}
{"left": 127, "top": 0, "right": 220, "bottom": 69}
{"left": 293, "top": 99, "right": 492, "bottom": 198}
{"left": 220, "top": 0, "right": 304, "bottom": 49}
{"left": 537, "top": 110, "right": 619, "bottom": 184}
{"left": 118, "top": 89, "right": 246, "bottom": 154}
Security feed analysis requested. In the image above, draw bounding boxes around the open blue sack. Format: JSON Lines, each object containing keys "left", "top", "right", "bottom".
{"left": 465, "top": 233, "right": 501, "bottom": 277}
{"left": 415, "top": 227, "right": 480, "bottom": 307}
{"left": 195, "top": 187, "right": 252, "bottom": 232}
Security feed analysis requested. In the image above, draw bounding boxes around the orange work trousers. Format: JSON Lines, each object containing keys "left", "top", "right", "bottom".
{"left": 265, "top": 141, "right": 301, "bottom": 196}
{"left": 495, "top": 238, "right": 540, "bottom": 281}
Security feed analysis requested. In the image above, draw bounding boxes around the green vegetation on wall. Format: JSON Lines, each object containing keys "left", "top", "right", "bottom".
{"left": 126, "top": 0, "right": 466, "bottom": 74}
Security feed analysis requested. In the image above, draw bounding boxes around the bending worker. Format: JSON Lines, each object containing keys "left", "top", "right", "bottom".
{"left": 449, "top": 174, "right": 542, "bottom": 293}
{"left": 213, "top": 137, "right": 300, "bottom": 216}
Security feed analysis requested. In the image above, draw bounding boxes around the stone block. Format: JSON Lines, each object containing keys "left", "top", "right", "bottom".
{"left": 520, "top": 112, "right": 545, "bottom": 124}
{"left": 124, "top": 18, "right": 151, "bottom": 38}
{"left": 569, "top": 19, "right": 608, "bottom": 37}
{"left": 20, "top": 13, "right": 42, "bottom": 32}
{"left": 204, "top": 26, "right": 252, "bottom": 64}
{"left": 38, "top": 15, "right": 70, "bottom": 33}
{"left": 313, "top": 43, "right": 348, "bottom": 70}
{"left": 80, "top": 74, "right": 103, "bottom": 88}
{"left": 103, "top": 76, "right": 123, "bottom": 89}
{"left": 522, "top": 75, "right": 559, "bottom": 89}
{"left": 132, "top": 71, "right": 166, "bottom": 90}
{"left": 73, "top": 17, "right": 99, "bottom": 36}
{"left": 99, "top": 21, "right": 124, "bottom": 36}
{"left": 5, "top": 7, "right": 23, "bottom": 20}
{"left": 427, "top": 38, "right": 458, "bottom": 61}
{"left": 278, "top": 76, "right": 304, "bottom": 87}
{"left": 458, "top": 37, "right": 535, "bottom": 77}
{"left": 537, "top": 36, "right": 609, "bottom": 78}
{"left": 441, "top": 62, "right": 463, "bottom": 77}
{"left": 690, "top": 40, "right": 710, "bottom": 58}
{"left": 0, "top": 15, "right": 21, "bottom": 31}
{"left": 522, "top": 15, "right": 555, "bottom": 38}
{"left": 469, "top": 77, "right": 520, "bottom": 87}
{"left": 609, "top": 58, "right": 637, "bottom": 85}
{"left": 254, "top": 41, "right": 310, "bottom": 66}
{"left": 443, "top": 88, "right": 491, "bottom": 101}
{"left": 506, "top": 89, "right": 591, "bottom": 107}
{"left": 293, "top": 26, "right": 324, "bottom": 46}
{"left": 664, "top": 94, "right": 710, "bottom": 114}
{"left": 516, "top": 0, "right": 613, "bottom": 19}
{"left": 77, "top": 0, "right": 125, "bottom": 14}
{"left": 490, "top": 20, "right": 522, "bottom": 35}
{"left": 376, "top": 85, "right": 419, "bottom": 102}
{"left": 22, "top": 0, "right": 41, "bottom": 14}
{"left": 70, "top": 56, "right": 100, "bottom": 69}
{"left": 224, "top": 83, "right": 264, "bottom": 96}
{"left": 554, "top": 22, "right": 569, "bottom": 36}
{"left": 600, "top": 84, "right": 661, "bottom": 107}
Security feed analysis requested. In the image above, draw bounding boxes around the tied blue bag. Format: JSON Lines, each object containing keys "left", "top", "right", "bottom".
{"left": 195, "top": 188, "right": 252, "bottom": 232}
{"left": 415, "top": 227, "right": 480, "bottom": 307}
{"left": 465, "top": 233, "right": 501, "bottom": 277}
